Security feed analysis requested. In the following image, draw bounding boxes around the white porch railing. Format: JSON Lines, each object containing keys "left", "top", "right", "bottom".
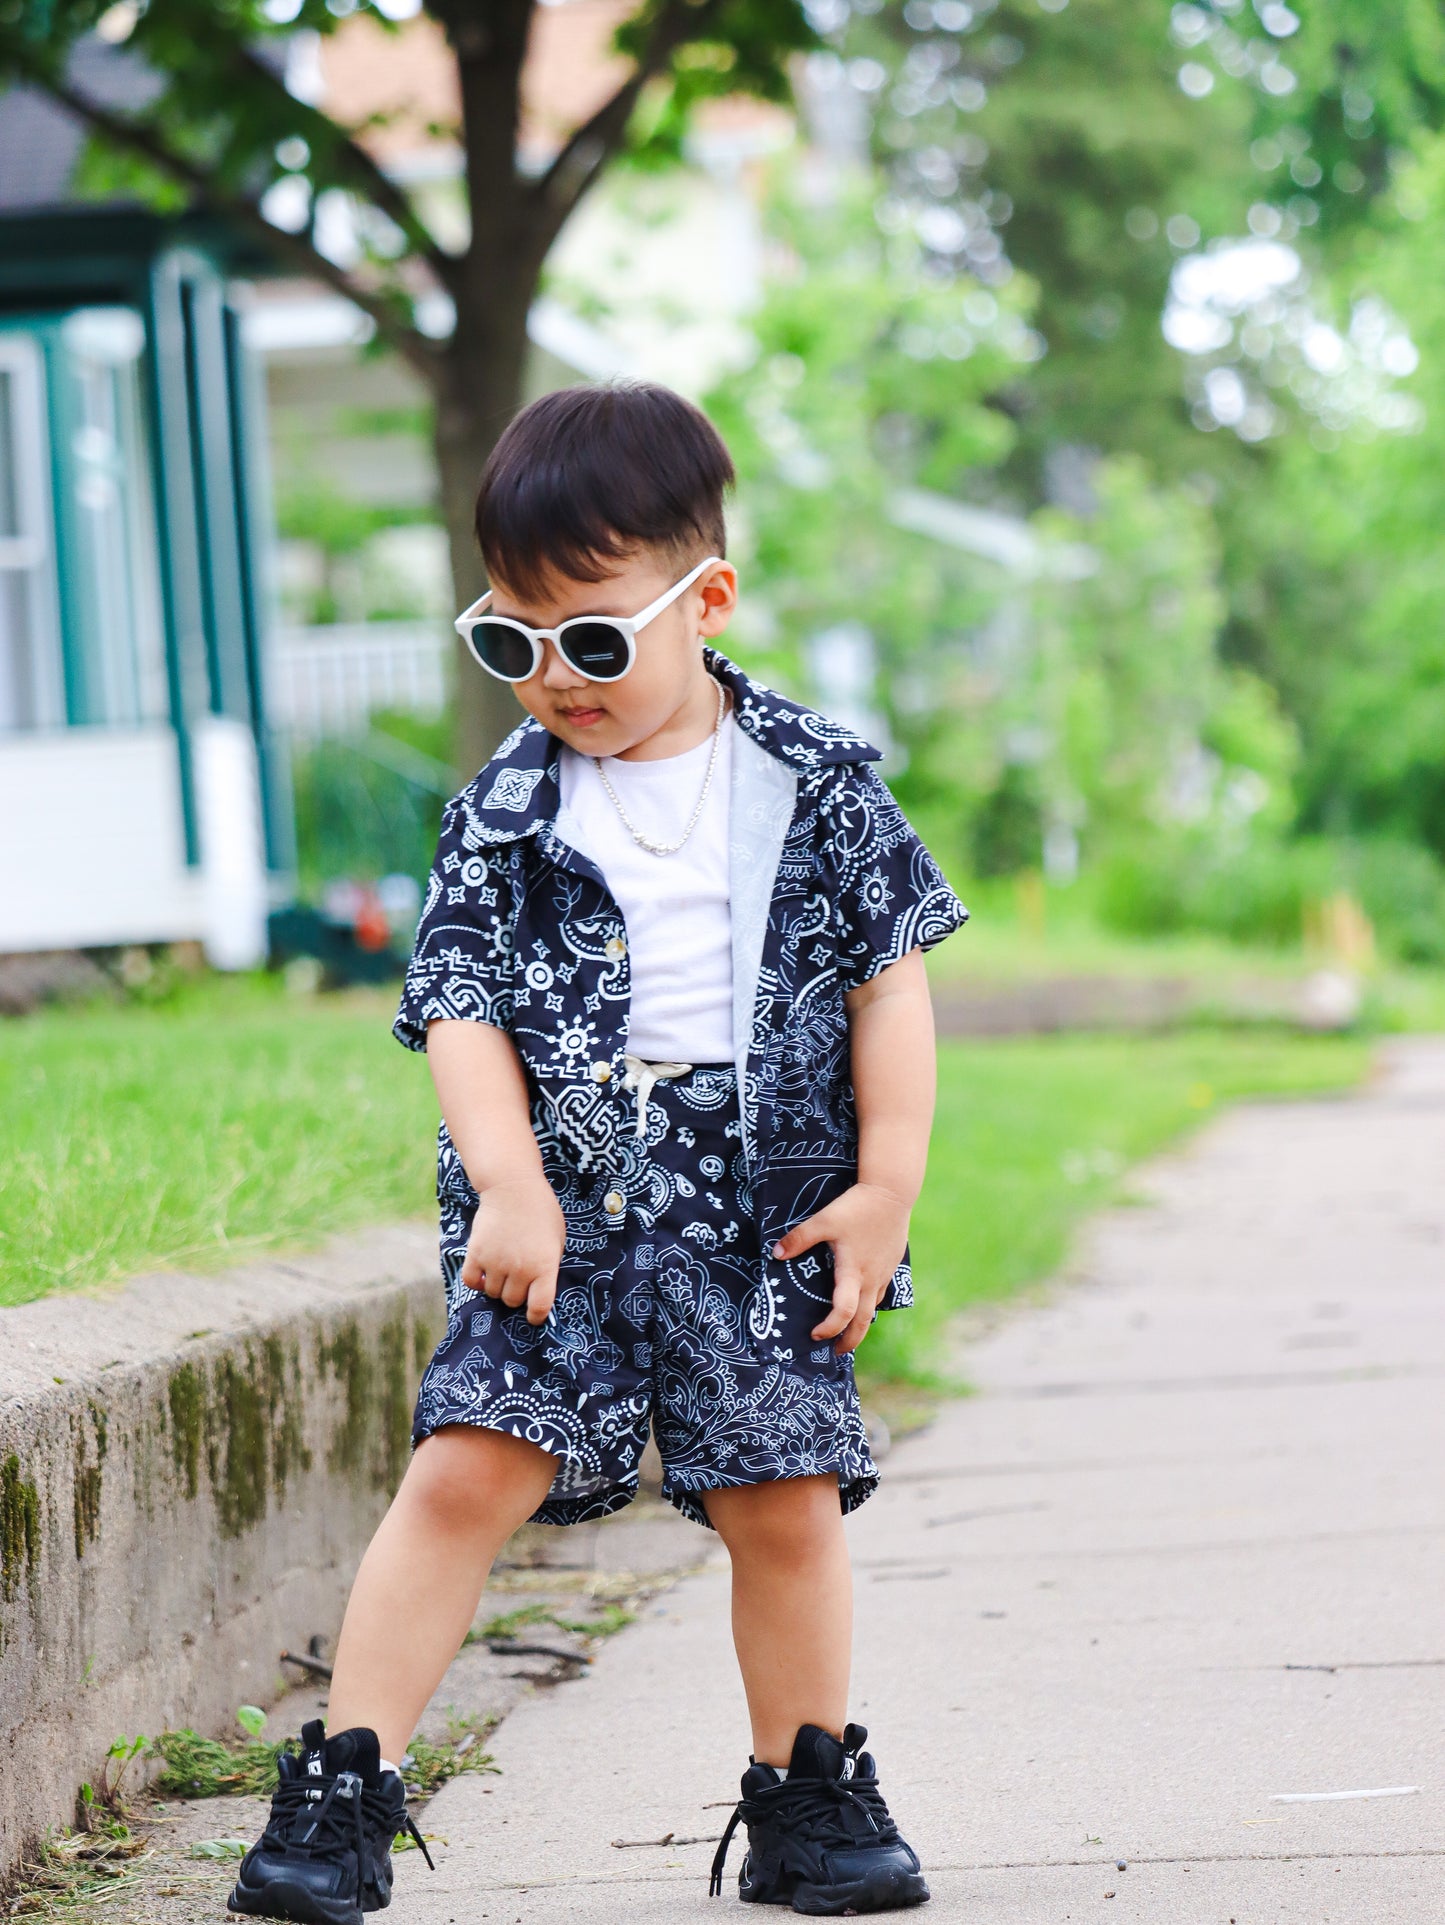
{"left": 270, "top": 621, "right": 451, "bottom": 737}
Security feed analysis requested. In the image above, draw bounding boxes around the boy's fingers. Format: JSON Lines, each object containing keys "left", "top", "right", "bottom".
{"left": 524, "top": 1274, "right": 558, "bottom": 1326}
{"left": 499, "top": 1271, "right": 531, "bottom": 1308}
{"left": 771, "top": 1206, "right": 837, "bottom": 1263}
{"left": 834, "top": 1301, "right": 878, "bottom": 1355}
{"left": 811, "top": 1271, "right": 861, "bottom": 1341}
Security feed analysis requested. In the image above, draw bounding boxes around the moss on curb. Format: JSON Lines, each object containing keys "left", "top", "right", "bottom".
{"left": 1, "top": 1453, "right": 41, "bottom": 1599}
{"left": 72, "top": 1405, "right": 107, "bottom": 1559}
{"left": 166, "top": 1366, "right": 204, "bottom": 1502}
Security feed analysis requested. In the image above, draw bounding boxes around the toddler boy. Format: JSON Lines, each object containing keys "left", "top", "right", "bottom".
{"left": 230, "top": 382, "right": 966, "bottom": 1920}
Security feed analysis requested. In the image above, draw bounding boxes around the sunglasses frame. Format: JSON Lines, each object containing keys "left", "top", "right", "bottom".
{"left": 454, "top": 554, "right": 725, "bottom": 684}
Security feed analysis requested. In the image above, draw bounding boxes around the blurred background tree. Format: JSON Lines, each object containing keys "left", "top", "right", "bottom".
{"left": 708, "top": 0, "right": 1445, "bottom": 962}
{"left": 0, "top": 0, "right": 819, "bottom": 772}
{"left": 7, "top": 0, "right": 1445, "bottom": 964}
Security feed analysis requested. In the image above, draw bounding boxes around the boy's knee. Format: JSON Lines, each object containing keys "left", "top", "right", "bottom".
{"left": 405, "top": 1425, "right": 550, "bottom": 1534}
{"left": 707, "top": 1475, "right": 845, "bottom": 1566}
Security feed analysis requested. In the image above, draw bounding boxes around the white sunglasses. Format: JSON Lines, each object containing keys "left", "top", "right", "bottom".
{"left": 454, "top": 554, "right": 724, "bottom": 684}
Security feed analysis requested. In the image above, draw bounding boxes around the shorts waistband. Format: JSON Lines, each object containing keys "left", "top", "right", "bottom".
{"left": 621, "top": 1055, "right": 735, "bottom": 1137}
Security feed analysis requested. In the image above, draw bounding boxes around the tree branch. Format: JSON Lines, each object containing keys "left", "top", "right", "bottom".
{"left": 229, "top": 39, "right": 460, "bottom": 293}
{"left": 527, "top": 0, "right": 727, "bottom": 245}
{"left": 11, "top": 54, "right": 441, "bottom": 383}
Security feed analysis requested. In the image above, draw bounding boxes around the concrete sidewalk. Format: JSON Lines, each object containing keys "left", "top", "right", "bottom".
{"left": 410, "top": 1041, "right": 1445, "bottom": 1924}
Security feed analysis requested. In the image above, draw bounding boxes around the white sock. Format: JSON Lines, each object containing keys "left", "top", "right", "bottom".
{"left": 379, "top": 1757, "right": 401, "bottom": 1779}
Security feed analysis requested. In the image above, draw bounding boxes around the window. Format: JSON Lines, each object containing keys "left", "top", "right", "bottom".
{"left": 0, "top": 334, "right": 62, "bottom": 732}
{"left": 60, "top": 307, "right": 167, "bottom": 726}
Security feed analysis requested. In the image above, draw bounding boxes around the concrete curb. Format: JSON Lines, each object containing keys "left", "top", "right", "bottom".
{"left": 0, "top": 1224, "right": 442, "bottom": 1882}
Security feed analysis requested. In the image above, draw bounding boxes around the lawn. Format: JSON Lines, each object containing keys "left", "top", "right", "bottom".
{"left": 0, "top": 978, "right": 438, "bottom": 1307}
{"left": 0, "top": 982, "right": 1368, "bottom": 1357}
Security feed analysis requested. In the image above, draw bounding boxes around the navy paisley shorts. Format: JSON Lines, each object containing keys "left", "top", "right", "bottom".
{"left": 412, "top": 1065, "right": 878, "bottom": 1529}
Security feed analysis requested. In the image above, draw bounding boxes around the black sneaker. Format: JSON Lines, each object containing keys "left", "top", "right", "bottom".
{"left": 228, "top": 1721, "right": 433, "bottom": 1925}
{"left": 709, "top": 1723, "right": 929, "bottom": 1914}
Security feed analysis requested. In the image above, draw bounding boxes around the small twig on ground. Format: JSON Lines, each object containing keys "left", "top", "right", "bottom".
{"left": 484, "top": 1639, "right": 591, "bottom": 1665}
{"left": 280, "top": 1650, "right": 334, "bottom": 1681}
{"left": 611, "top": 1832, "right": 721, "bottom": 1849}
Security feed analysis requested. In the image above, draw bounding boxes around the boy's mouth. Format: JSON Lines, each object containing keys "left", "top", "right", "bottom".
{"left": 558, "top": 704, "right": 606, "bottom": 728}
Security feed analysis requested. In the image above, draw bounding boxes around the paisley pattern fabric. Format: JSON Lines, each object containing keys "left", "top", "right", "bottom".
{"left": 396, "top": 650, "right": 967, "bottom": 1520}
{"left": 413, "top": 1067, "right": 877, "bottom": 1528}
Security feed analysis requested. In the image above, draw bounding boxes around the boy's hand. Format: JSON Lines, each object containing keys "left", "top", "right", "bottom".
{"left": 771, "top": 1183, "right": 912, "bottom": 1355}
{"left": 460, "top": 1176, "right": 567, "bottom": 1326}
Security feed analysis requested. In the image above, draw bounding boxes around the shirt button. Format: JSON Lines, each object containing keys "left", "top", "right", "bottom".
{"left": 590, "top": 1060, "right": 612, "bottom": 1083}
{"left": 603, "top": 1190, "right": 625, "bottom": 1216}
{"left": 604, "top": 936, "right": 626, "bottom": 961}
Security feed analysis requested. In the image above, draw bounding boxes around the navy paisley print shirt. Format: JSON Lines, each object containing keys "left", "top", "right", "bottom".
{"left": 395, "top": 650, "right": 968, "bottom": 1318}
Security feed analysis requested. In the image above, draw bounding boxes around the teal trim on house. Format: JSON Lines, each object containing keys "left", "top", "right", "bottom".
{"left": 0, "top": 207, "right": 288, "bottom": 880}
{"left": 224, "top": 298, "right": 296, "bottom": 875}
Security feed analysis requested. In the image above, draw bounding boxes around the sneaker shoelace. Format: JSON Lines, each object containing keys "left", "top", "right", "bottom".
{"left": 263, "top": 1768, "right": 435, "bottom": 1883}
{"left": 708, "top": 1770, "right": 899, "bottom": 1897}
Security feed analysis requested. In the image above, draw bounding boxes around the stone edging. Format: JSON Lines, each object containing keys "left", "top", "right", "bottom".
{"left": 0, "top": 1225, "right": 442, "bottom": 1883}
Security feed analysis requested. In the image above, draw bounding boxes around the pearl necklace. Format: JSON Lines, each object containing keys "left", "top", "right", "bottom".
{"left": 592, "top": 678, "right": 728, "bottom": 858}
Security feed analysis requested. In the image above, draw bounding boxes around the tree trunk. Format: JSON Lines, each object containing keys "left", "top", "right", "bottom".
{"left": 434, "top": 309, "right": 535, "bottom": 781}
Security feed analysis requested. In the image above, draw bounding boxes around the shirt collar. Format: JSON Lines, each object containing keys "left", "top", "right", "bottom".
{"left": 452, "top": 649, "right": 881, "bottom": 848}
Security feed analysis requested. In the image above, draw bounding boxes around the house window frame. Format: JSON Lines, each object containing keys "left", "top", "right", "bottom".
{"left": 57, "top": 305, "right": 169, "bottom": 729}
{"left": 0, "top": 329, "right": 65, "bottom": 732}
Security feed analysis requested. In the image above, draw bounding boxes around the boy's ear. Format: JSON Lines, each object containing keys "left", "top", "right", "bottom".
{"left": 697, "top": 562, "right": 739, "bottom": 638}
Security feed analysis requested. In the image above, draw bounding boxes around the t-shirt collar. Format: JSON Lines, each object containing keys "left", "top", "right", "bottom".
{"left": 454, "top": 648, "right": 881, "bottom": 848}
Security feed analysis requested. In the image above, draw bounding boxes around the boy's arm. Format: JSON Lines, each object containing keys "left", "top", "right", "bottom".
{"left": 427, "top": 1019, "right": 566, "bottom": 1326}
{"left": 770, "top": 948, "right": 935, "bottom": 1354}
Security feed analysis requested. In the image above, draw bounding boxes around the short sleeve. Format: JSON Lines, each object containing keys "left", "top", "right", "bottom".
{"left": 826, "top": 765, "right": 968, "bottom": 992}
{"left": 393, "top": 798, "right": 517, "bottom": 1051}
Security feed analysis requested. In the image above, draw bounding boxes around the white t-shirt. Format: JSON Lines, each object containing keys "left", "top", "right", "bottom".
{"left": 559, "top": 714, "right": 735, "bottom": 1064}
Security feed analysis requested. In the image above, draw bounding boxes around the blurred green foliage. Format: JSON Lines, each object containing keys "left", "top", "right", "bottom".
{"left": 1224, "top": 131, "right": 1445, "bottom": 862}
{"left": 1097, "top": 834, "right": 1445, "bottom": 962}
{"left": 288, "top": 712, "right": 453, "bottom": 897}
{"left": 710, "top": 1, "right": 1445, "bottom": 967}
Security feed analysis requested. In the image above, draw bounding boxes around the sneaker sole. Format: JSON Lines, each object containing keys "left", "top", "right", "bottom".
{"left": 228, "top": 1877, "right": 369, "bottom": 1925}
{"left": 791, "top": 1871, "right": 930, "bottom": 1916}
{"left": 740, "top": 1868, "right": 931, "bottom": 1915}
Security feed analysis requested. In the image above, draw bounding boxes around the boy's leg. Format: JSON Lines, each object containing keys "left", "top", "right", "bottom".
{"left": 327, "top": 1424, "right": 557, "bottom": 1762}
{"left": 229, "top": 1425, "right": 556, "bottom": 1925}
{"left": 704, "top": 1475, "right": 929, "bottom": 1912}
{"left": 704, "top": 1474, "right": 852, "bottom": 1764}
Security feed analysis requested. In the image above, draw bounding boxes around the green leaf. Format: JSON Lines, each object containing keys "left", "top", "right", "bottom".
{"left": 236, "top": 1705, "right": 268, "bottom": 1739}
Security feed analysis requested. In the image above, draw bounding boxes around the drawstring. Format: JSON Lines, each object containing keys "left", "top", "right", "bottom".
{"left": 622, "top": 1054, "right": 692, "bottom": 1137}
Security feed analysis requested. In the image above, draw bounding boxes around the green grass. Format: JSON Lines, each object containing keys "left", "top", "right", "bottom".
{"left": 1, "top": 981, "right": 1367, "bottom": 1331}
{"left": 0, "top": 977, "right": 436, "bottom": 1307}
{"left": 857, "top": 1029, "right": 1370, "bottom": 1388}
{"left": 146, "top": 1723, "right": 494, "bottom": 1801}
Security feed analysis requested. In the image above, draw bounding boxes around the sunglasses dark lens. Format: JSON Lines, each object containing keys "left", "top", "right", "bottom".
{"left": 471, "top": 620, "right": 536, "bottom": 681}
{"left": 559, "top": 622, "right": 631, "bottom": 680}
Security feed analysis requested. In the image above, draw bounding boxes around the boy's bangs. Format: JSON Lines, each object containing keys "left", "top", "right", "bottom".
{"left": 475, "top": 383, "right": 733, "bottom": 603}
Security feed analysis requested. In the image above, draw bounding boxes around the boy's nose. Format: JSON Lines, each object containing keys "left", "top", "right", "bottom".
{"left": 540, "top": 637, "right": 586, "bottom": 690}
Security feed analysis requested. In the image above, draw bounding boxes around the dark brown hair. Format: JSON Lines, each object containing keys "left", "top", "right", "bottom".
{"left": 474, "top": 382, "right": 735, "bottom": 602}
